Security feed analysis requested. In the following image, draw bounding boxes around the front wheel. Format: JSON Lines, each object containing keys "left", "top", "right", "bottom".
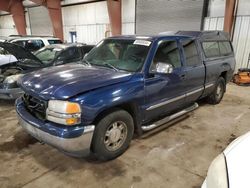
{"left": 91, "top": 109, "right": 134, "bottom": 161}
{"left": 207, "top": 77, "right": 226, "bottom": 104}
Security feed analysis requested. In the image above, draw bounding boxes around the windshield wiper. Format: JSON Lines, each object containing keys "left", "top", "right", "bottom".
{"left": 82, "top": 59, "right": 91, "bottom": 66}
{"left": 103, "top": 63, "right": 119, "bottom": 71}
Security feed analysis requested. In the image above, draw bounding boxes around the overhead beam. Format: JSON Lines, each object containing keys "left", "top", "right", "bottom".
{"left": 46, "top": 0, "right": 64, "bottom": 41}
{"left": 10, "top": 0, "right": 27, "bottom": 35}
{"left": 0, "top": 0, "right": 10, "bottom": 11}
{"left": 224, "top": 0, "right": 236, "bottom": 35}
{"left": 30, "top": 0, "right": 64, "bottom": 41}
{"left": 0, "top": 0, "right": 27, "bottom": 35}
{"left": 107, "top": 0, "right": 121, "bottom": 36}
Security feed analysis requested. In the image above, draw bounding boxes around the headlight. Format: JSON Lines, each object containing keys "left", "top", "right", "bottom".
{"left": 46, "top": 100, "right": 81, "bottom": 126}
{"left": 205, "top": 154, "right": 228, "bottom": 188}
{"left": 3, "top": 74, "right": 23, "bottom": 84}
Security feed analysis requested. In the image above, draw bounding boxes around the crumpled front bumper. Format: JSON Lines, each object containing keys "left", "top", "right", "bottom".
{"left": 0, "top": 87, "right": 23, "bottom": 99}
{"left": 16, "top": 98, "right": 95, "bottom": 157}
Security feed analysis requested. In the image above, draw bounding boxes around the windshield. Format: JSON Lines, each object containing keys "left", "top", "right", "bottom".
{"left": 85, "top": 39, "right": 151, "bottom": 72}
{"left": 35, "top": 47, "right": 62, "bottom": 63}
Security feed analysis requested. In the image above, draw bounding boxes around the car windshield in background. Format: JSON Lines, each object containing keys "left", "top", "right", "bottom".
{"left": 35, "top": 48, "right": 62, "bottom": 63}
{"left": 48, "top": 40, "right": 63, "bottom": 44}
{"left": 85, "top": 39, "right": 151, "bottom": 72}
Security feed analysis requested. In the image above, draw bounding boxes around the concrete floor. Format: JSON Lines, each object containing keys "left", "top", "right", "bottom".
{"left": 0, "top": 83, "right": 249, "bottom": 188}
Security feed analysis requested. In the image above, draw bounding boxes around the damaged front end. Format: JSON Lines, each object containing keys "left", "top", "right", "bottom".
{"left": 0, "top": 65, "right": 24, "bottom": 99}
{"left": 0, "top": 42, "right": 44, "bottom": 100}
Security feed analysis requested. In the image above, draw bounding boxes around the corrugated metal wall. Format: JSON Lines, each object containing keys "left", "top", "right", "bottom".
{"left": 0, "top": 12, "right": 31, "bottom": 36}
{"left": 62, "top": 1, "right": 108, "bottom": 44}
{"left": 0, "top": 0, "right": 135, "bottom": 43}
{"left": 136, "top": 0, "right": 205, "bottom": 35}
{"left": 232, "top": 16, "right": 250, "bottom": 70}
{"left": 28, "top": 6, "right": 53, "bottom": 36}
{"left": 0, "top": 14, "right": 17, "bottom": 36}
{"left": 203, "top": 17, "right": 224, "bottom": 31}
{"left": 62, "top": 0, "right": 135, "bottom": 44}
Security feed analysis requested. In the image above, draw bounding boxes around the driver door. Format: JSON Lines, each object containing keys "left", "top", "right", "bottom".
{"left": 144, "top": 40, "right": 187, "bottom": 123}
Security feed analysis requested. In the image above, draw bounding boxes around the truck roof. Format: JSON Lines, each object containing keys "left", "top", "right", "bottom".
{"left": 40, "top": 43, "right": 87, "bottom": 50}
{"left": 109, "top": 30, "right": 230, "bottom": 42}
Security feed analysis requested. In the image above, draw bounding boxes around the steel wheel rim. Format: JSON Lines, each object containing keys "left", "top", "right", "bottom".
{"left": 216, "top": 83, "right": 223, "bottom": 100}
{"left": 104, "top": 121, "right": 128, "bottom": 152}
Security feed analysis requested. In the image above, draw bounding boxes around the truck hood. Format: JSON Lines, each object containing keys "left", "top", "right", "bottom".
{"left": 0, "top": 42, "right": 42, "bottom": 63}
{"left": 19, "top": 63, "right": 133, "bottom": 100}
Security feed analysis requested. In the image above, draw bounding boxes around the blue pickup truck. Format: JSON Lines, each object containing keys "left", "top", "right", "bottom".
{"left": 16, "top": 31, "right": 235, "bottom": 160}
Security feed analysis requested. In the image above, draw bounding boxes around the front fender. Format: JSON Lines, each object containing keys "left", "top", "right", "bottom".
{"left": 71, "top": 74, "right": 145, "bottom": 125}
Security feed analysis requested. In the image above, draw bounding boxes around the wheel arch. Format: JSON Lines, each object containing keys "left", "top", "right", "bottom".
{"left": 92, "top": 101, "right": 143, "bottom": 137}
{"left": 220, "top": 71, "right": 228, "bottom": 82}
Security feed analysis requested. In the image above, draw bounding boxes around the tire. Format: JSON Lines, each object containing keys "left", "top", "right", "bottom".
{"left": 91, "top": 109, "right": 134, "bottom": 161}
{"left": 207, "top": 77, "right": 226, "bottom": 104}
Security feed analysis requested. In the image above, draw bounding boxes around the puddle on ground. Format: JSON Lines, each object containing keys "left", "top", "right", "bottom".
{"left": 89, "top": 160, "right": 127, "bottom": 180}
{"left": 0, "top": 131, "right": 37, "bottom": 153}
{"left": 181, "top": 125, "right": 192, "bottom": 129}
{"left": 132, "top": 175, "right": 142, "bottom": 183}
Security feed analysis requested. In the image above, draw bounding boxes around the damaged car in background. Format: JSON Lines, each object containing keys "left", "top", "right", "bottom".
{"left": 0, "top": 46, "right": 17, "bottom": 66}
{"left": 0, "top": 42, "right": 94, "bottom": 99}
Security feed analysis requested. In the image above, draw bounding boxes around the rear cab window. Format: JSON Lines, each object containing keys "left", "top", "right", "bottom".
{"left": 219, "top": 41, "right": 233, "bottom": 56}
{"left": 202, "top": 41, "right": 233, "bottom": 58}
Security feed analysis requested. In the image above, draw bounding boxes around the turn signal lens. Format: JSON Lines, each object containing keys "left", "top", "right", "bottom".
{"left": 66, "top": 102, "right": 81, "bottom": 114}
{"left": 66, "top": 118, "right": 79, "bottom": 125}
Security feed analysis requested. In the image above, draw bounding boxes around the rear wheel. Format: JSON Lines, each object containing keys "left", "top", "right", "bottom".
{"left": 207, "top": 77, "right": 226, "bottom": 104}
{"left": 91, "top": 109, "right": 134, "bottom": 161}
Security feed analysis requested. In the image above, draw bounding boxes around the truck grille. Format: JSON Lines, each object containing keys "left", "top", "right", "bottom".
{"left": 22, "top": 94, "right": 48, "bottom": 120}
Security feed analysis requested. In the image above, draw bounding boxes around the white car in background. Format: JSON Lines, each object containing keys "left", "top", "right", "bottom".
{"left": 7, "top": 35, "right": 63, "bottom": 52}
{"left": 202, "top": 131, "right": 250, "bottom": 188}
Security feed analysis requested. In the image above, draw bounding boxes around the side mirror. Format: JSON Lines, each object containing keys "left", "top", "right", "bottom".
{"left": 155, "top": 62, "right": 174, "bottom": 74}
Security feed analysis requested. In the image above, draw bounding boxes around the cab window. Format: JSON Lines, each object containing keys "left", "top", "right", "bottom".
{"left": 181, "top": 40, "right": 200, "bottom": 67}
{"left": 151, "top": 40, "right": 181, "bottom": 72}
{"left": 202, "top": 42, "right": 220, "bottom": 58}
{"left": 219, "top": 41, "right": 233, "bottom": 56}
